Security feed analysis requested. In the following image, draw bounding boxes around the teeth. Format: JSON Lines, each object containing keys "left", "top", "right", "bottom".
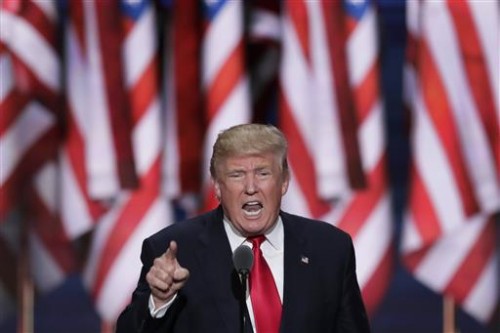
{"left": 242, "top": 201, "right": 262, "bottom": 216}
{"left": 243, "top": 207, "right": 262, "bottom": 216}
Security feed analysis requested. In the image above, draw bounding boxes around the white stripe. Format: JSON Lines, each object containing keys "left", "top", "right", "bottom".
{"left": 162, "top": 37, "right": 181, "bottom": 198}
{"left": 0, "top": 102, "right": 54, "bottom": 185}
{"left": 347, "top": 7, "right": 378, "bottom": 87}
{"left": 426, "top": 1, "right": 499, "bottom": 214}
{"left": 401, "top": 212, "right": 423, "bottom": 253}
{"left": 83, "top": 193, "right": 130, "bottom": 286}
{"left": 95, "top": 198, "right": 172, "bottom": 321}
{"left": 359, "top": 102, "right": 384, "bottom": 171}
{"left": 250, "top": 8, "right": 281, "bottom": 41}
{"left": 202, "top": 78, "right": 251, "bottom": 184}
{"left": 66, "top": 26, "right": 89, "bottom": 137}
{"left": 406, "top": 0, "right": 420, "bottom": 38}
{"left": 34, "top": 162, "right": 57, "bottom": 214}
{"left": 124, "top": 5, "right": 156, "bottom": 88}
{"left": 0, "top": 11, "right": 59, "bottom": 91}
{"left": 414, "top": 215, "right": 486, "bottom": 291}
{"left": 33, "top": 0, "right": 57, "bottom": 22}
{"left": 354, "top": 194, "right": 392, "bottom": 288}
{"left": 467, "top": 0, "right": 499, "bottom": 111}
{"left": 202, "top": 1, "right": 243, "bottom": 88}
{"left": 133, "top": 99, "right": 161, "bottom": 174}
{"left": 413, "top": 91, "right": 465, "bottom": 233}
{"left": 59, "top": 152, "right": 93, "bottom": 239}
{"left": 307, "top": 1, "right": 348, "bottom": 199}
{"left": 462, "top": 255, "right": 498, "bottom": 322}
{"left": 29, "top": 231, "right": 65, "bottom": 292}
{"left": 84, "top": 1, "right": 120, "bottom": 199}
{"left": 281, "top": 166, "right": 312, "bottom": 218}
{"left": 425, "top": 1, "right": 476, "bottom": 116}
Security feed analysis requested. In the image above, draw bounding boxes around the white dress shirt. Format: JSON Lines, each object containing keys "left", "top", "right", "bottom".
{"left": 149, "top": 216, "right": 285, "bottom": 327}
{"left": 223, "top": 215, "right": 284, "bottom": 330}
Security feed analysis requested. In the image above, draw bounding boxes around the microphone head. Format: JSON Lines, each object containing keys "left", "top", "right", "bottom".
{"left": 233, "top": 245, "right": 253, "bottom": 275}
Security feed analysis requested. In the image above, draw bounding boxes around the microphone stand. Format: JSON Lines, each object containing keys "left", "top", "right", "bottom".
{"left": 238, "top": 269, "right": 250, "bottom": 333}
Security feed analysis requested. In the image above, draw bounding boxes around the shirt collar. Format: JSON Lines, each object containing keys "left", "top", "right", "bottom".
{"left": 223, "top": 214, "right": 284, "bottom": 252}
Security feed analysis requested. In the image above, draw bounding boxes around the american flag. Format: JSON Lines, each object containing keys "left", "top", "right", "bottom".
{"left": 279, "top": 0, "right": 393, "bottom": 315}
{"left": 81, "top": 0, "right": 172, "bottom": 324}
{"left": 0, "top": 0, "right": 76, "bottom": 323}
{"left": 402, "top": 0, "right": 499, "bottom": 324}
{"left": 162, "top": 0, "right": 205, "bottom": 211}
{"left": 201, "top": 0, "right": 252, "bottom": 211}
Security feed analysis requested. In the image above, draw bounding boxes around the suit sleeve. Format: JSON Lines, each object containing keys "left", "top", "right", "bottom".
{"left": 336, "top": 236, "right": 371, "bottom": 333}
{"left": 115, "top": 239, "right": 179, "bottom": 333}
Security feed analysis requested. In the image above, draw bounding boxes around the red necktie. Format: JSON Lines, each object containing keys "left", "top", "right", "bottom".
{"left": 249, "top": 236, "right": 282, "bottom": 333}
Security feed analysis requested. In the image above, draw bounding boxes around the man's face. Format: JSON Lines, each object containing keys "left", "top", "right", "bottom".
{"left": 214, "top": 152, "right": 289, "bottom": 237}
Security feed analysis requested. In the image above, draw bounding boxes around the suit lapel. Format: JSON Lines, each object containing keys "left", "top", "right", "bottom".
{"left": 195, "top": 208, "right": 248, "bottom": 332}
{"left": 280, "top": 213, "right": 312, "bottom": 333}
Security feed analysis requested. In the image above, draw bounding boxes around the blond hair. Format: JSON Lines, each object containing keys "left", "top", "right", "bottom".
{"left": 210, "top": 123, "right": 289, "bottom": 179}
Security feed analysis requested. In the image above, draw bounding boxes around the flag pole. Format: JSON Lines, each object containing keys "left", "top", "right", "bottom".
{"left": 18, "top": 217, "right": 34, "bottom": 333}
{"left": 443, "top": 296, "right": 456, "bottom": 333}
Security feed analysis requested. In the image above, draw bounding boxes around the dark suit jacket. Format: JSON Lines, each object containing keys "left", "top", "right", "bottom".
{"left": 116, "top": 206, "right": 370, "bottom": 333}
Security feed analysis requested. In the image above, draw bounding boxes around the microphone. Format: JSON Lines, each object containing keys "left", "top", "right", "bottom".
{"left": 233, "top": 245, "right": 253, "bottom": 333}
{"left": 233, "top": 245, "right": 253, "bottom": 276}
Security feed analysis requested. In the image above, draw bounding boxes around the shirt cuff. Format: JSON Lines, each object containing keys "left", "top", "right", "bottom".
{"left": 148, "top": 294, "right": 177, "bottom": 318}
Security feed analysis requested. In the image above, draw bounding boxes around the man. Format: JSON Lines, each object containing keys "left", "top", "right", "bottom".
{"left": 116, "top": 124, "right": 370, "bottom": 333}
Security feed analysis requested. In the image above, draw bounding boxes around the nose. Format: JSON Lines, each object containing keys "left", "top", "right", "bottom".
{"left": 244, "top": 175, "right": 258, "bottom": 195}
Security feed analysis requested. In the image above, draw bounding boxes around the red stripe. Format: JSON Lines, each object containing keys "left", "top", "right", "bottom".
{"left": 354, "top": 65, "right": 379, "bottom": 124}
{"left": 418, "top": 40, "right": 479, "bottom": 217}
{"left": 443, "top": 217, "right": 496, "bottom": 303}
{"left": 0, "top": 89, "right": 29, "bottom": 135}
{"left": 28, "top": 185, "right": 75, "bottom": 273}
{"left": 205, "top": 42, "right": 245, "bottom": 123}
{"left": 447, "top": 1, "right": 499, "bottom": 177}
{"left": 361, "top": 244, "right": 394, "bottom": 316}
{"left": 10, "top": 52, "right": 61, "bottom": 111}
{"left": 287, "top": 0, "right": 310, "bottom": 64}
{"left": 280, "top": 92, "right": 330, "bottom": 218}
{"left": 202, "top": 185, "right": 219, "bottom": 213}
{"left": 92, "top": 157, "right": 161, "bottom": 297}
{"left": 337, "top": 155, "right": 387, "bottom": 237}
{"left": 65, "top": 110, "right": 106, "bottom": 219}
{"left": 69, "top": 1, "right": 87, "bottom": 56}
{"left": 19, "top": 1, "right": 58, "bottom": 48}
{"left": 174, "top": 0, "right": 204, "bottom": 193}
{"left": 322, "top": 0, "right": 366, "bottom": 190}
{"left": 95, "top": 1, "right": 137, "bottom": 189}
{"left": 409, "top": 164, "right": 443, "bottom": 245}
{"left": 129, "top": 59, "right": 158, "bottom": 123}
{"left": 0, "top": 126, "right": 58, "bottom": 219}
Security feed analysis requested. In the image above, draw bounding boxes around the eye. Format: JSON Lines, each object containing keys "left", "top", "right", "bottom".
{"left": 228, "top": 171, "right": 243, "bottom": 178}
{"left": 258, "top": 170, "right": 271, "bottom": 177}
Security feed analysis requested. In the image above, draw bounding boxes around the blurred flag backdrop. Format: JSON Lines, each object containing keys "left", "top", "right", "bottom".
{"left": 0, "top": 0, "right": 498, "bottom": 332}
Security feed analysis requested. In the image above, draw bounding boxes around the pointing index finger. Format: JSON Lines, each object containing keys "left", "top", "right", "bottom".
{"left": 164, "top": 240, "right": 178, "bottom": 262}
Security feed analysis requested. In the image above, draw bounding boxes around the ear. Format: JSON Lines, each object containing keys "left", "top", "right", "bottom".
{"left": 214, "top": 179, "right": 221, "bottom": 201}
{"left": 281, "top": 172, "right": 290, "bottom": 196}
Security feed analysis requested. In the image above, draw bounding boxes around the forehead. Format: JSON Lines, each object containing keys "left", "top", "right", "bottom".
{"left": 220, "top": 152, "right": 278, "bottom": 169}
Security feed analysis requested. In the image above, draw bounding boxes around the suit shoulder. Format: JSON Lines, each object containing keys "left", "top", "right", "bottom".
{"left": 146, "top": 208, "right": 219, "bottom": 246}
{"left": 280, "top": 211, "right": 352, "bottom": 243}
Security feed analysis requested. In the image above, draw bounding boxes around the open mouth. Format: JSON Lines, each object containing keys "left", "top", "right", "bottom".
{"left": 242, "top": 201, "right": 263, "bottom": 216}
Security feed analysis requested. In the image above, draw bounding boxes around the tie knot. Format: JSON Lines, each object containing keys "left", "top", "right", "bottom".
{"left": 248, "top": 235, "right": 266, "bottom": 248}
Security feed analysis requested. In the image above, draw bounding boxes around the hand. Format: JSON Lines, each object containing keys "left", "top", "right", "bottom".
{"left": 146, "top": 240, "right": 190, "bottom": 308}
